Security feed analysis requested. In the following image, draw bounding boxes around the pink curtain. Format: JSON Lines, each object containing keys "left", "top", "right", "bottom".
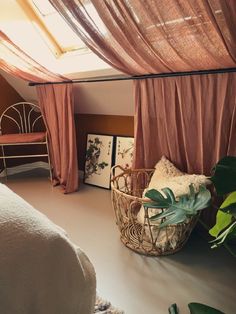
{"left": 133, "top": 72, "right": 236, "bottom": 227}
{"left": 50, "top": 0, "right": 236, "bottom": 74}
{"left": 37, "top": 84, "right": 78, "bottom": 193}
{"left": 0, "top": 31, "right": 66, "bottom": 82}
{"left": 0, "top": 30, "right": 78, "bottom": 193}
{"left": 133, "top": 72, "right": 236, "bottom": 175}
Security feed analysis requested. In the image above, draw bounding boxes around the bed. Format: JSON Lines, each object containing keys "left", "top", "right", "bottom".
{"left": 0, "top": 183, "right": 96, "bottom": 314}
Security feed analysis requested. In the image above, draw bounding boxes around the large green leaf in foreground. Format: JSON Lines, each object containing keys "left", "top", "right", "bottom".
{"left": 210, "top": 192, "right": 236, "bottom": 238}
{"left": 209, "top": 210, "right": 232, "bottom": 238}
{"left": 219, "top": 191, "right": 236, "bottom": 216}
{"left": 168, "top": 303, "right": 178, "bottom": 314}
{"left": 144, "top": 185, "right": 211, "bottom": 228}
{"left": 210, "top": 221, "right": 236, "bottom": 249}
{"left": 188, "top": 303, "right": 224, "bottom": 314}
{"left": 168, "top": 303, "right": 224, "bottom": 314}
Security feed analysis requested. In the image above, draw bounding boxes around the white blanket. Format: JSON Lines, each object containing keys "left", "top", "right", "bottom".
{"left": 0, "top": 183, "right": 96, "bottom": 314}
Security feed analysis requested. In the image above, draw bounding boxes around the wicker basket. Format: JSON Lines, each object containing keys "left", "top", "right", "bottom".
{"left": 111, "top": 166, "right": 198, "bottom": 256}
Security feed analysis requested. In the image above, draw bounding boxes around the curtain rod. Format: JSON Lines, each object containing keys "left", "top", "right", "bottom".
{"left": 28, "top": 67, "right": 236, "bottom": 86}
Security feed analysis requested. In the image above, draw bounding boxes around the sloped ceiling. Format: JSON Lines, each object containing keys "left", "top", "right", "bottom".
{"left": 0, "top": 0, "right": 134, "bottom": 116}
{"left": 0, "top": 69, "right": 134, "bottom": 116}
{"left": 0, "top": 72, "right": 24, "bottom": 111}
{"left": 0, "top": 70, "right": 37, "bottom": 103}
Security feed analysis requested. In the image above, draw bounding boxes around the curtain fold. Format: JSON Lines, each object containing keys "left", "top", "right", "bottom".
{"left": 49, "top": 0, "right": 236, "bottom": 196}
{"left": 0, "top": 30, "right": 78, "bottom": 193}
{"left": 50, "top": 0, "right": 236, "bottom": 75}
{"left": 37, "top": 84, "right": 78, "bottom": 193}
{"left": 0, "top": 31, "right": 66, "bottom": 82}
{"left": 133, "top": 73, "right": 236, "bottom": 176}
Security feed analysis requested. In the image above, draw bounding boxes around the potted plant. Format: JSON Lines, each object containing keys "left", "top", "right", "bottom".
{"left": 168, "top": 302, "right": 224, "bottom": 314}
{"left": 208, "top": 156, "right": 236, "bottom": 256}
{"left": 144, "top": 156, "right": 236, "bottom": 256}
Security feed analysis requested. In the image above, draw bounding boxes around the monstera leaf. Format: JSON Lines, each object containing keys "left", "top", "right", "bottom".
{"left": 210, "top": 221, "right": 236, "bottom": 249}
{"left": 210, "top": 192, "right": 236, "bottom": 238}
{"left": 168, "top": 303, "right": 178, "bottom": 314}
{"left": 188, "top": 303, "right": 224, "bottom": 314}
{"left": 168, "top": 303, "right": 223, "bottom": 314}
{"left": 209, "top": 157, "right": 236, "bottom": 256}
{"left": 209, "top": 210, "right": 232, "bottom": 238}
{"left": 219, "top": 191, "right": 236, "bottom": 216}
{"left": 211, "top": 156, "right": 236, "bottom": 195}
{"left": 209, "top": 191, "right": 236, "bottom": 252}
{"left": 144, "top": 185, "right": 211, "bottom": 228}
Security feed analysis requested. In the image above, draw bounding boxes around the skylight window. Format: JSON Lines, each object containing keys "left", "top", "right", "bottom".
{"left": 32, "top": 0, "right": 56, "bottom": 16}
{"left": 30, "top": 0, "right": 88, "bottom": 54}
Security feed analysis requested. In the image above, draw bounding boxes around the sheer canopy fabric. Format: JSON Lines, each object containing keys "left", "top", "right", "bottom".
{"left": 133, "top": 73, "right": 236, "bottom": 175}
{"left": 50, "top": 0, "right": 236, "bottom": 75}
{"left": 0, "top": 31, "right": 66, "bottom": 82}
{"left": 37, "top": 84, "right": 79, "bottom": 193}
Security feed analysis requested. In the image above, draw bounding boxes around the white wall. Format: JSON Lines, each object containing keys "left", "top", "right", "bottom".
{"left": 0, "top": 70, "right": 134, "bottom": 116}
{"left": 73, "top": 80, "right": 134, "bottom": 115}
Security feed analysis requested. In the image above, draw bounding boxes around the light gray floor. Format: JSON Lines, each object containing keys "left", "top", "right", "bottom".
{"left": 4, "top": 170, "right": 236, "bottom": 314}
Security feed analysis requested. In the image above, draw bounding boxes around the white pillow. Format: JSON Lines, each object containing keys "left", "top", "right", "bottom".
{"left": 148, "top": 173, "right": 210, "bottom": 198}
{"left": 145, "top": 155, "right": 210, "bottom": 197}
{"left": 137, "top": 156, "right": 210, "bottom": 224}
{"left": 154, "top": 155, "right": 184, "bottom": 178}
{"left": 136, "top": 156, "right": 210, "bottom": 249}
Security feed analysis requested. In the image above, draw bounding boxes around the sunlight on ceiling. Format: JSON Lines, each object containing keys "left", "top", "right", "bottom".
{"left": 0, "top": 0, "right": 114, "bottom": 78}
{"left": 31, "top": 0, "right": 87, "bottom": 53}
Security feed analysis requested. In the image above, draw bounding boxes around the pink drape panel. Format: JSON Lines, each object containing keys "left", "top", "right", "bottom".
{"left": 0, "top": 30, "right": 77, "bottom": 193}
{"left": 50, "top": 0, "right": 236, "bottom": 74}
{"left": 133, "top": 73, "right": 236, "bottom": 175}
{"left": 0, "top": 31, "right": 66, "bottom": 82}
{"left": 37, "top": 84, "right": 78, "bottom": 193}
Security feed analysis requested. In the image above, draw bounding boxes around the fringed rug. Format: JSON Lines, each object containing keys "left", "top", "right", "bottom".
{"left": 94, "top": 295, "right": 124, "bottom": 314}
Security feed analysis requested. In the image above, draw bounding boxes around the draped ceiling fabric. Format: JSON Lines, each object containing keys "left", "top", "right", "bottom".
{"left": 49, "top": 0, "right": 236, "bottom": 183}
{"left": 37, "top": 84, "right": 78, "bottom": 193}
{"left": 0, "top": 30, "right": 78, "bottom": 193}
{"left": 0, "top": 31, "right": 66, "bottom": 82}
{"left": 50, "top": 0, "right": 236, "bottom": 74}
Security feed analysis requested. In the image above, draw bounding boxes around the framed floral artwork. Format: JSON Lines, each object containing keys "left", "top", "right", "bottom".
{"left": 115, "top": 136, "right": 134, "bottom": 174}
{"left": 84, "top": 134, "right": 114, "bottom": 189}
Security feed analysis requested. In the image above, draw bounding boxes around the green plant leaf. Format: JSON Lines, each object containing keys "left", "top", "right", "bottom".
{"left": 145, "top": 185, "right": 211, "bottom": 228}
{"left": 144, "top": 188, "right": 175, "bottom": 208}
{"left": 210, "top": 156, "right": 236, "bottom": 195}
{"left": 188, "top": 302, "right": 224, "bottom": 314}
{"left": 219, "top": 191, "right": 236, "bottom": 216}
{"left": 209, "top": 210, "right": 232, "bottom": 237}
{"left": 168, "top": 303, "right": 179, "bottom": 314}
{"left": 147, "top": 207, "right": 174, "bottom": 220}
{"left": 210, "top": 221, "right": 236, "bottom": 248}
{"left": 158, "top": 209, "right": 187, "bottom": 228}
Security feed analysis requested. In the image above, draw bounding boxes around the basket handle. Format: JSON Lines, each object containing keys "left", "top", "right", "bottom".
{"left": 110, "top": 165, "right": 129, "bottom": 181}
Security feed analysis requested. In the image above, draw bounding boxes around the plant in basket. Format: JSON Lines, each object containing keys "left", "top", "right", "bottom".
{"left": 144, "top": 184, "right": 211, "bottom": 228}
{"left": 144, "top": 156, "right": 236, "bottom": 257}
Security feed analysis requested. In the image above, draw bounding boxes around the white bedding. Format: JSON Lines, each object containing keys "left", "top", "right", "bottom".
{"left": 0, "top": 183, "right": 96, "bottom": 314}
